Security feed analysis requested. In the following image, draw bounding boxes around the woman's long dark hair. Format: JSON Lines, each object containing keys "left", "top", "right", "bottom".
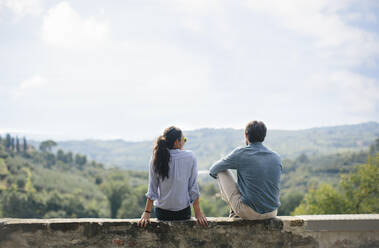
{"left": 153, "top": 126, "right": 182, "bottom": 181}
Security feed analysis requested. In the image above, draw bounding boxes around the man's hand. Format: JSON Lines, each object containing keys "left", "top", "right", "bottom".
{"left": 195, "top": 210, "right": 208, "bottom": 227}
{"left": 138, "top": 212, "right": 151, "bottom": 227}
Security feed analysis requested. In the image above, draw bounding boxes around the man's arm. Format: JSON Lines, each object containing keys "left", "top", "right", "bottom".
{"left": 209, "top": 148, "right": 240, "bottom": 179}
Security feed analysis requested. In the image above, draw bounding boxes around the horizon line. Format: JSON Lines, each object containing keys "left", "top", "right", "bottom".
{"left": 0, "top": 121, "right": 378, "bottom": 142}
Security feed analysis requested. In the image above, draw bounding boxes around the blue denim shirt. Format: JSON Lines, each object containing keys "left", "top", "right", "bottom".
{"left": 146, "top": 149, "right": 200, "bottom": 211}
{"left": 209, "top": 142, "right": 282, "bottom": 214}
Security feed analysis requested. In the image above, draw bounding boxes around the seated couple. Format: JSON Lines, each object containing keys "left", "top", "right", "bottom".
{"left": 138, "top": 121, "right": 282, "bottom": 227}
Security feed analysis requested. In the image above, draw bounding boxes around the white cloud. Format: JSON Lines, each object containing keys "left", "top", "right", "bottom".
{"left": 1, "top": 0, "right": 378, "bottom": 140}
{"left": 243, "top": 0, "right": 379, "bottom": 116}
{"left": 246, "top": 0, "right": 379, "bottom": 67}
{"left": 163, "top": 0, "right": 231, "bottom": 34}
{"left": 166, "top": 0, "right": 221, "bottom": 15}
{"left": 41, "top": 1, "right": 110, "bottom": 49}
{"left": 34, "top": 42, "right": 209, "bottom": 105}
{"left": 328, "top": 71, "right": 379, "bottom": 113}
{"left": 306, "top": 71, "right": 379, "bottom": 113}
{"left": 0, "top": 0, "right": 42, "bottom": 17}
{"left": 12, "top": 75, "right": 46, "bottom": 99}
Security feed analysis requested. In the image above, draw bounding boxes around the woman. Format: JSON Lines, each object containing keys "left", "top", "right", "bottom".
{"left": 138, "top": 126, "right": 208, "bottom": 227}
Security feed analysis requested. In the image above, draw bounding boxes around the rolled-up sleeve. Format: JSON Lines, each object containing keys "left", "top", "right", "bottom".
{"left": 146, "top": 160, "right": 159, "bottom": 200}
{"left": 209, "top": 148, "right": 240, "bottom": 179}
{"left": 188, "top": 156, "right": 200, "bottom": 204}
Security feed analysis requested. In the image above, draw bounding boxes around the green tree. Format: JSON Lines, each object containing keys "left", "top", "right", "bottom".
{"left": 44, "top": 153, "right": 56, "bottom": 168}
{"left": 23, "top": 137, "right": 27, "bottom": 153}
{"left": 75, "top": 154, "right": 87, "bottom": 169}
{"left": 340, "top": 155, "right": 379, "bottom": 213}
{"left": 39, "top": 140, "right": 57, "bottom": 153}
{"left": 369, "top": 138, "right": 379, "bottom": 155}
{"left": 293, "top": 155, "right": 379, "bottom": 215}
{"left": 16, "top": 137, "right": 20, "bottom": 153}
{"left": 296, "top": 153, "right": 310, "bottom": 164}
{"left": 5, "top": 134, "right": 11, "bottom": 150}
{"left": 45, "top": 191, "right": 63, "bottom": 213}
{"left": 24, "top": 168, "right": 36, "bottom": 193}
{"left": 10, "top": 137, "right": 15, "bottom": 151}
{"left": 16, "top": 176, "right": 26, "bottom": 189}
{"left": 198, "top": 183, "right": 229, "bottom": 217}
{"left": 57, "top": 149, "right": 65, "bottom": 161}
{"left": 95, "top": 176, "right": 103, "bottom": 185}
{"left": 1, "top": 190, "right": 46, "bottom": 218}
{"left": 278, "top": 191, "right": 304, "bottom": 216}
{"left": 117, "top": 185, "right": 149, "bottom": 218}
{"left": 64, "top": 152, "right": 73, "bottom": 164}
{"left": 293, "top": 184, "right": 347, "bottom": 215}
{"left": 102, "top": 181, "right": 130, "bottom": 218}
{"left": 0, "top": 144, "right": 8, "bottom": 159}
{"left": 43, "top": 191, "right": 101, "bottom": 218}
{"left": 0, "top": 158, "right": 9, "bottom": 177}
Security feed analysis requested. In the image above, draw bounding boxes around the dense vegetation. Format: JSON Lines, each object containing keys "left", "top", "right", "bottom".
{"left": 0, "top": 131, "right": 378, "bottom": 219}
{"left": 293, "top": 154, "right": 378, "bottom": 215}
{"left": 0, "top": 134, "right": 229, "bottom": 218}
{"left": 0, "top": 135, "right": 147, "bottom": 218}
{"left": 38, "top": 122, "right": 379, "bottom": 170}
{"left": 278, "top": 139, "right": 378, "bottom": 215}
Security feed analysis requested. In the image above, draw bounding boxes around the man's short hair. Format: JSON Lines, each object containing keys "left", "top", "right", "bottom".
{"left": 245, "top": 121, "right": 267, "bottom": 143}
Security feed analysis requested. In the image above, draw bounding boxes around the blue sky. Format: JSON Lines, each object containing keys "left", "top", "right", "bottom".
{"left": 0, "top": 0, "right": 378, "bottom": 141}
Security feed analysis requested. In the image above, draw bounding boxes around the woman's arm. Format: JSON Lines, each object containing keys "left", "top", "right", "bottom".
{"left": 192, "top": 197, "right": 208, "bottom": 227}
{"left": 188, "top": 155, "right": 207, "bottom": 227}
{"left": 138, "top": 198, "right": 154, "bottom": 227}
{"left": 140, "top": 160, "right": 158, "bottom": 227}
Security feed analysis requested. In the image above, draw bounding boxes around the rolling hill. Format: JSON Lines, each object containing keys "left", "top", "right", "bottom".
{"left": 32, "top": 122, "right": 379, "bottom": 170}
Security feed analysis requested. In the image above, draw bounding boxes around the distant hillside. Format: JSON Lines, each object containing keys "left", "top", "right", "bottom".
{"left": 1, "top": 133, "right": 377, "bottom": 218}
{"left": 0, "top": 134, "right": 150, "bottom": 219}
{"left": 32, "top": 122, "right": 379, "bottom": 170}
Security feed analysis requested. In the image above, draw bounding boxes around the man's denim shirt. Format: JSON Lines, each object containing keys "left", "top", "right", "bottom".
{"left": 209, "top": 142, "right": 282, "bottom": 214}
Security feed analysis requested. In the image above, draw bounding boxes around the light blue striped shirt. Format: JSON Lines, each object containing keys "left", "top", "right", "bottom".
{"left": 146, "top": 149, "right": 200, "bottom": 211}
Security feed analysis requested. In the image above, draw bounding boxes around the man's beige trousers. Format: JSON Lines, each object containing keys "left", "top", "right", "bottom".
{"left": 217, "top": 170, "right": 277, "bottom": 220}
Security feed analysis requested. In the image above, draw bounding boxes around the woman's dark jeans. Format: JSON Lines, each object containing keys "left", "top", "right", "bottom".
{"left": 155, "top": 206, "right": 191, "bottom": 221}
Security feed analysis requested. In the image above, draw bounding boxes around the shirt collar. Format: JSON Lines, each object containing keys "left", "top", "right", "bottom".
{"left": 169, "top": 149, "right": 182, "bottom": 154}
{"left": 248, "top": 142, "right": 263, "bottom": 147}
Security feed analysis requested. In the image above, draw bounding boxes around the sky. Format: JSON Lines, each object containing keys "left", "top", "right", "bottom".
{"left": 0, "top": 0, "right": 378, "bottom": 141}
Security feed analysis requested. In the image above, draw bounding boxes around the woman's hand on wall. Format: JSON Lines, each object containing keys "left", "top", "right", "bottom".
{"left": 138, "top": 212, "right": 151, "bottom": 227}
{"left": 195, "top": 210, "right": 208, "bottom": 227}
{"left": 193, "top": 197, "right": 208, "bottom": 227}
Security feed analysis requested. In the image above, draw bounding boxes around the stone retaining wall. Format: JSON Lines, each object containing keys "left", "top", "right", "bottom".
{"left": 1, "top": 215, "right": 378, "bottom": 248}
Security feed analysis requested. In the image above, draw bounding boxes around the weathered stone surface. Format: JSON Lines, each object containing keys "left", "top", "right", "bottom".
{"left": 0, "top": 215, "right": 378, "bottom": 248}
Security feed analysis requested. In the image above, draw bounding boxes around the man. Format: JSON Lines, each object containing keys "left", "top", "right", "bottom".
{"left": 209, "top": 120, "right": 282, "bottom": 219}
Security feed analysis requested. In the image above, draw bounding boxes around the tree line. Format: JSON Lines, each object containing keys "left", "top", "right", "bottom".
{"left": 0, "top": 133, "right": 377, "bottom": 218}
